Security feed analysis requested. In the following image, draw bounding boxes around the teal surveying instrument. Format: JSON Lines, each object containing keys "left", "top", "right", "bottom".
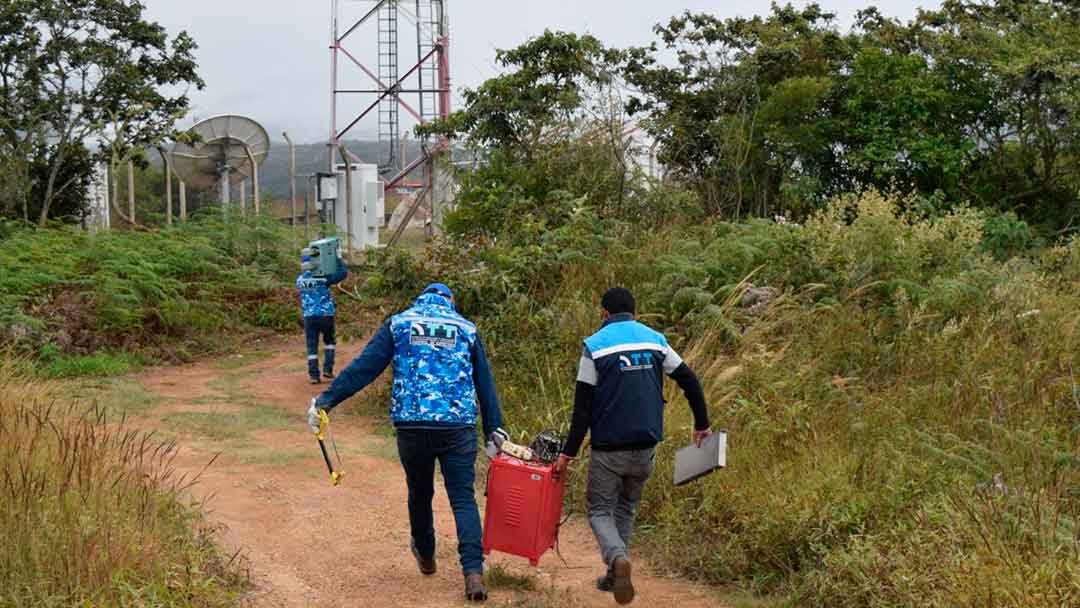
{"left": 301, "top": 237, "right": 341, "bottom": 277}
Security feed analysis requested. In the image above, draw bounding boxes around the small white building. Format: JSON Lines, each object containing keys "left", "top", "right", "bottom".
{"left": 329, "top": 162, "right": 384, "bottom": 251}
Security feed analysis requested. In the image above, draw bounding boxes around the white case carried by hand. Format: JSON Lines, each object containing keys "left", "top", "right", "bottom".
{"left": 673, "top": 431, "right": 726, "bottom": 486}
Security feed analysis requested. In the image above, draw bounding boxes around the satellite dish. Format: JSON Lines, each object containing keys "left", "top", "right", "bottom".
{"left": 170, "top": 115, "right": 270, "bottom": 204}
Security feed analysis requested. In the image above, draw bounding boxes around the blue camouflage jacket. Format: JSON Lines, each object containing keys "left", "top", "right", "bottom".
{"left": 314, "top": 293, "right": 503, "bottom": 437}
{"left": 296, "top": 262, "right": 348, "bottom": 318}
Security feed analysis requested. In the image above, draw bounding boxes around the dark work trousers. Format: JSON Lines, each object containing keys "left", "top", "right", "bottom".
{"left": 304, "top": 315, "right": 336, "bottom": 379}
{"left": 395, "top": 427, "right": 483, "bottom": 575}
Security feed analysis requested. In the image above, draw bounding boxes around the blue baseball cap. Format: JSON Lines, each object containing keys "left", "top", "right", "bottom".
{"left": 422, "top": 282, "right": 453, "bottom": 299}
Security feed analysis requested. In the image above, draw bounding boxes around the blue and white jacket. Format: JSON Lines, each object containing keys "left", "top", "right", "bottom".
{"left": 562, "top": 312, "right": 709, "bottom": 455}
{"left": 296, "top": 263, "right": 348, "bottom": 318}
{"left": 314, "top": 293, "right": 503, "bottom": 437}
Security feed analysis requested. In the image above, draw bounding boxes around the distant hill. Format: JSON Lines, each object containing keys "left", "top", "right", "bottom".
{"left": 151, "top": 139, "right": 427, "bottom": 200}
{"left": 259, "top": 139, "right": 426, "bottom": 199}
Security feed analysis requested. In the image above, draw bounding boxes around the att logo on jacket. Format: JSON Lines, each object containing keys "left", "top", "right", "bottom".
{"left": 409, "top": 321, "right": 459, "bottom": 348}
{"left": 618, "top": 351, "right": 655, "bottom": 371}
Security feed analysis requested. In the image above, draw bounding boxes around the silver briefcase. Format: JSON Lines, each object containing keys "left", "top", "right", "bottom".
{"left": 673, "top": 431, "right": 726, "bottom": 486}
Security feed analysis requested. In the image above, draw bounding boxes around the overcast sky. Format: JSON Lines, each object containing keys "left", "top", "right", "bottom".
{"left": 142, "top": 0, "right": 939, "bottom": 144}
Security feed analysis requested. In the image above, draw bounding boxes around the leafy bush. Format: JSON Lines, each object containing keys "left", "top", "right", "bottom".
{"left": 982, "top": 210, "right": 1037, "bottom": 260}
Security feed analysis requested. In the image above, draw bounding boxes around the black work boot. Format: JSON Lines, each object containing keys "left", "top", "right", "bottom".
{"left": 464, "top": 573, "right": 487, "bottom": 602}
{"left": 308, "top": 376, "right": 321, "bottom": 385}
{"left": 612, "top": 556, "right": 634, "bottom": 605}
{"left": 410, "top": 539, "right": 436, "bottom": 575}
{"left": 596, "top": 571, "right": 615, "bottom": 592}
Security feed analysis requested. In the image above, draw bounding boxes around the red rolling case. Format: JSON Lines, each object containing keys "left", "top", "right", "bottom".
{"left": 482, "top": 453, "right": 566, "bottom": 566}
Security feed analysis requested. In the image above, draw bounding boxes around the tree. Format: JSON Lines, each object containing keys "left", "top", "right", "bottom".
{"left": 0, "top": 0, "right": 203, "bottom": 225}
{"left": 28, "top": 142, "right": 95, "bottom": 222}
{"left": 620, "top": 4, "right": 851, "bottom": 218}
{"left": 420, "top": 31, "right": 644, "bottom": 236}
{"left": 914, "top": 0, "right": 1080, "bottom": 228}
{"left": 618, "top": 0, "right": 1080, "bottom": 228}
{"left": 831, "top": 45, "right": 979, "bottom": 200}
{"left": 420, "top": 30, "right": 614, "bottom": 159}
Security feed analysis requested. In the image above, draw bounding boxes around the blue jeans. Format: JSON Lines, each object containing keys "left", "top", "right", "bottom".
{"left": 396, "top": 427, "right": 483, "bottom": 575}
{"left": 304, "top": 316, "right": 335, "bottom": 379}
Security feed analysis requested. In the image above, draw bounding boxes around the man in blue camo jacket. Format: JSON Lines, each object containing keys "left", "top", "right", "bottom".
{"left": 307, "top": 283, "right": 502, "bottom": 602}
{"left": 296, "top": 254, "right": 348, "bottom": 384}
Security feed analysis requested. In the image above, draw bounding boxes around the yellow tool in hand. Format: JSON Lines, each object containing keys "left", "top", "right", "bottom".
{"left": 315, "top": 409, "right": 344, "bottom": 486}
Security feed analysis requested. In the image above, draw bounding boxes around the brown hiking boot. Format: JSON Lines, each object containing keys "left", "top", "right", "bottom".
{"left": 410, "top": 539, "right": 436, "bottom": 575}
{"left": 612, "top": 557, "right": 634, "bottom": 604}
{"left": 464, "top": 573, "right": 487, "bottom": 602}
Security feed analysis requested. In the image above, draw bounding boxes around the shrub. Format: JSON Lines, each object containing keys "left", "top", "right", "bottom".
{"left": 0, "top": 214, "right": 305, "bottom": 369}
{"left": 982, "top": 210, "right": 1037, "bottom": 261}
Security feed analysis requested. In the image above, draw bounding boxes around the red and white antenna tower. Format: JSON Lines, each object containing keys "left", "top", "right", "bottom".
{"left": 328, "top": 0, "right": 449, "bottom": 190}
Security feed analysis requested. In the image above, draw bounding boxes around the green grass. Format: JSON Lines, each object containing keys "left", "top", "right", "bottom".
{"left": 216, "top": 349, "right": 274, "bottom": 370}
{"left": 355, "top": 433, "right": 399, "bottom": 460}
{"left": 0, "top": 214, "right": 306, "bottom": 378}
{"left": 206, "top": 369, "right": 258, "bottom": 400}
{"left": 162, "top": 403, "right": 291, "bottom": 441}
{"left": 44, "top": 352, "right": 140, "bottom": 378}
{"left": 381, "top": 225, "right": 428, "bottom": 251}
{"left": 485, "top": 563, "right": 538, "bottom": 591}
{"left": 237, "top": 446, "right": 307, "bottom": 465}
{"left": 70, "top": 377, "right": 161, "bottom": 416}
{"left": 499, "top": 585, "right": 586, "bottom": 608}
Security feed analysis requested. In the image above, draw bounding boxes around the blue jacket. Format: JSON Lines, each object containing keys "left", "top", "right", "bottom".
{"left": 296, "top": 262, "right": 348, "bottom": 318}
{"left": 314, "top": 293, "right": 503, "bottom": 437}
{"left": 562, "top": 313, "right": 709, "bottom": 455}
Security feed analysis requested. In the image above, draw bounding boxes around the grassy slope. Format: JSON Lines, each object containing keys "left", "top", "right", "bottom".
{"left": 0, "top": 214, "right": 308, "bottom": 377}
{"left": 355, "top": 190, "right": 1080, "bottom": 606}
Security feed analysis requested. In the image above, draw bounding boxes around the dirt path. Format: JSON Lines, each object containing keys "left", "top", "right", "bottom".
{"left": 120, "top": 335, "right": 725, "bottom": 607}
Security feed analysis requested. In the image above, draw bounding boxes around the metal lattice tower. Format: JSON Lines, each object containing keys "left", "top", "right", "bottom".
{"left": 328, "top": 0, "right": 450, "bottom": 185}
{"left": 415, "top": 0, "right": 444, "bottom": 123}
{"left": 377, "top": 1, "right": 399, "bottom": 172}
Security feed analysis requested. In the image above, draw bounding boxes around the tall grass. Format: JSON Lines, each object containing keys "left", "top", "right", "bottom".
{"left": 356, "top": 189, "right": 1080, "bottom": 606}
{"left": 0, "top": 365, "right": 248, "bottom": 605}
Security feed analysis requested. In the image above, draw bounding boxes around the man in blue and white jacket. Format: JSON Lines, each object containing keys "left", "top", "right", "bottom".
{"left": 306, "top": 283, "right": 502, "bottom": 602}
{"left": 555, "top": 287, "right": 711, "bottom": 605}
{"left": 296, "top": 254, "right": 348, "bottom": 384}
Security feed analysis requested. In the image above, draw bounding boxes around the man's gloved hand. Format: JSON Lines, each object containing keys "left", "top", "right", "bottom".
{"left": 307, "top": 398, "right": 322, "bottom": 434}
{"left": 490, "top": 428, "right": 509, "bottom": 448}
{"left": 484, "top": 428, "right": 507, "bottom": 459}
